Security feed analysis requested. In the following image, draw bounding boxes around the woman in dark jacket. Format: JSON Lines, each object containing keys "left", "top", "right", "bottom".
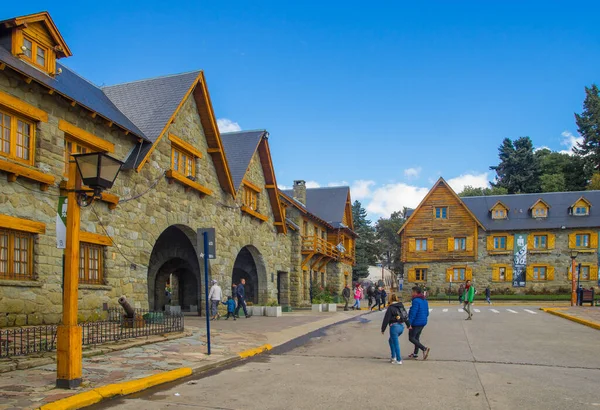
{"left": 381, "top": 294, "right": 408, "bottom": 364}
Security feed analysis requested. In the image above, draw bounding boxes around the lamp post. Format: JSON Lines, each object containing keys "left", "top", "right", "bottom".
{"left": 570, "top": 250, "right": 578, "bottom": 307}
{"left": 56, "top": 152, "right": 122, "bottom": 389}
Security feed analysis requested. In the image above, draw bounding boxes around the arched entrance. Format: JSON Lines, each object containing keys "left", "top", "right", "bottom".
{"left": 232, "top": 245, "right": 268, "bottom": 305}
{"left": 148, "top": 225, "right": 201, "bottom": 314}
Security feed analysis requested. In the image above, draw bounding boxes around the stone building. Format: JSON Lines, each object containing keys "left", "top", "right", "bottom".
{"left": 0, "top": 12, "right": 355, "bottom": 326}
{"left": 400, "top": 178, "right": 600, "bottom": 293}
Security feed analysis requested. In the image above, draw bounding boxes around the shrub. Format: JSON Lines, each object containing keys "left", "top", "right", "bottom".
{"left": 266, "top": 299, "right": 279, "bottom": 307}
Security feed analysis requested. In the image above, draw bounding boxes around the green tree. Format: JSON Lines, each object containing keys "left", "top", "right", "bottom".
{"left": 540, "top": 173, "right": 566, "bottom": 192}
{"left": 535, "top": 148, "right": 590, "bottom": 191}
{"left": 588, "top": 173, "right": 600, "bottom": 190}
{"left": 574, "top": 84, "right": 600, "bottom": 170}
{"left": 351, "top": 200, "right": 377, "bottom": 281}
{"left": 374, "top": 210, "right": 406, "bottom": 276}
{"left": 458, "top": 185, "right": 508, "bottom": 197}
{"left": 490, "top": 137, "right": 541, "bottom": 194}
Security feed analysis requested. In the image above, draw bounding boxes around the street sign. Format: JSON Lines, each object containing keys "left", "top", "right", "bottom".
{"left": 197, "top": 228, "right": 216, "bottom": 259}
{"left": 56, "top": 196, "right": 67, "bottom": 249}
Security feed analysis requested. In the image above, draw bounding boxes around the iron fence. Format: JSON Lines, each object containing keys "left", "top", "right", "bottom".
{"left": 0, "top": 308, "right": 184, "bottom": 358}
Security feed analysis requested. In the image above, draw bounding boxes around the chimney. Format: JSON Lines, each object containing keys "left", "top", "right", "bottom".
{"left": 293, "top": 180, "right": 306, "bottom": 206}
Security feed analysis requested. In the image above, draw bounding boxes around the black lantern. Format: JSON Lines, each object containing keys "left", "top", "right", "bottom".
{"left": 73, "top": 152, "right": 123, "bottom": 201}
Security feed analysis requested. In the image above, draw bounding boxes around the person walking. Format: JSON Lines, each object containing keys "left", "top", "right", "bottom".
{"left": 208, "top": 280, "right": 222, "bottom": 320}
{"left": 380, "top": 287, "right": 387, "bottom": 308}
{"left": 463, "top": 280, "right": 475, "bottom": 320}
{"left": 222, "top": 296, "right": 237, "bottom": 320}
{"left": 371, "top": 286, "right": 382, "bottom": 311}
{"left": 367, "top": 284, "right": 375, "bottom": 309}
{"left": 342, "top": 284, "right": 351, "bottom": 311}
{"left": 407, "top": 286, "right": 431, "bottom": 360}
{"left": 381, "top": 294, "right": 408, "bottom": 365}
{"left": 458, "top": 283, "right": 465, "bottom": 304}
{"left": 352, "top": 283, "right": 363, "bottom": 310}
{"left": 485, "top": 286, "right": 491, "bottom": 305}
{"left": 234, "top": 278, "right": 250, "bottom": 318}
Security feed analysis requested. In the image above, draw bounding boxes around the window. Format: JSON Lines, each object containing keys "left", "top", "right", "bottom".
{"left": 171, "top": 147, "right": 195, "bottom": 178}
{"left": 64, "top": 139, "right": 94, "bottom": 176}
{"left": 454, "top": 237, "right": 466, "bottom": 251}
{"left": 576, "top": 234, "right": 590, "bottom": 248}
{"left": 415, "top": 268, "right": 427, "bottom": 281}
{"left": 533, "top": 266, "right": 546, "bottom": 281}
{"left": 0, "top": 109, "right": 34, "bottom": 164}
{"left": 20, "top": 35, "right": 49, "bottom": 70}
{"left": 0, "top": 228, "right": 34, "bottom": 280}
{"left": 453, "top": 268, "right": 465, "bottom": 282}
{"left": 575, "top": 206, "right": 588, "bottom": 216}
{"left": 79, "top": 242, "right": 103, "bottom": 285}
{"left": 321, "top": 230, "right": 326, "bottom": 240}
{"left": 580, "top": 265, "right": 590, "bottom": 281}
{"left": 494, "top": 236, "right": 507, "bottom": 250}
{"left": 416, "top": 239, "right": 427, "bottom": 251}
{"left": 303, "top": 221, "right": 308, "bottom": 236}
{"left": 533, "top": 208, "right": 547, "bottom": 218}
{"left": 435, "top": 207, "right": 448, "bottom": 219}
{"left": 499, "top": 267, "right": 506, "bottom": 281}
{"left": 493, "top": 209, "right": 507, "bottom": 219}
{"left": 243, "top": 186, "right": 259, "bottom": 211}
{"left": 533, "top": 235, "right": 547, "bottom": 250}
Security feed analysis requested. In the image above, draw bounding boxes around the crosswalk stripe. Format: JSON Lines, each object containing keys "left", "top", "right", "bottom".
{"left": 458, "top": 308, "right": 464, "bottom": 312}
{"left": 490, "top": 309, "right": 500, "bottom": 313}
{"left": 443, "top": 308, "right": 448, "bottom": 312}
{"left": 507, "top": 309, "right": 518, "bottom": 314}
{"left": 474, "top": 309, "right": 481, "bottom": 313}
{"left": 524, "top": 309, "right": 538, "bottom": 315}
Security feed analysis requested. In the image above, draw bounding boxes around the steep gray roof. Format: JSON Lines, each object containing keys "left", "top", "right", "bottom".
{"left": 0, "top": 46, "right": 147, "bottom": 141}
{"left": 282, "top": 186, "right": 350, "bottom": 226}
{"left": 462, "top": 191, "right": 600, "bottom": 231}
{"left": 102, "top": 71, "right": 201, "bottom": 143}
{"left": 220, "top": 130, "right": 265, "bottom": 190}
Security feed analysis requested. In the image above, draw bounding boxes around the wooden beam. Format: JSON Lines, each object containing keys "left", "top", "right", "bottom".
{"left": 242, "top": 179, "right": 262, "bottom": 193}
{"left": 0, "top": 214, "right": 45, "bottom": 234}
{"left": 265, "top": 184, "right": 276, "bottom": 189}
{"left": 124, "top": 130, "right": 129, "bottom": 136}
{"left": 0, "top": 90, "right": 48, "bottom": 122}
{"left": 48, "top": 89, "right": 54, "bottom": 95}
{"left": 168, "top": 134, "right": 203, "bottom": 158}
{"left": 58, "top": 120, "right": 115, "bottom": 153}
{"left": 80, "top": 231, "right": 112, "bottom": 246}
{"left": 0, "top": 157, "right": 55, "bottom": 186}
{"left": 301, "top": 253, "right": 315, "bottom": 269}
{"left": 106, "top": 121, "right": 113, "bottom": 128}
{"left": 241, "top": 205, "right": 269, "bottom": 222}
{"left": 166, "top": 169, "right": 213, "bottom": 196}
{"left": 0, "top": 63, "right": 5, "bottom": 70}
{"left": 90, "top": 112, "right": 97, "bottom": 119}
{"left": 207, "top": 148, "right": 220, "bottom": 153}
{"left": 70, "top": 101, "right": 76, "bottom": 107}
{"left": 24, "top": 77, "right": 32, "bottom": 84}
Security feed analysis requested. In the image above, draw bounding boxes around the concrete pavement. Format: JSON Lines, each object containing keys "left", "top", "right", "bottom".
{"left": 99, "top": 306, "right": 600, "bottom": 410}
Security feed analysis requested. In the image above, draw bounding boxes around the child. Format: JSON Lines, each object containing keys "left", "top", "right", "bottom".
{"left": 222, "top": 296, "right": 237, "bottom": 320}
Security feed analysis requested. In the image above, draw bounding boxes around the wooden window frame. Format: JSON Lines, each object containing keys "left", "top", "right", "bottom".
{"left": 435, "top": 207, "right": 448, "bottom": 219}
{"left": 454, "top": 237, "right": 466, "bottom": 251}
{"left": 574, "top": 206, "right": 589, "bottom": 216}
{"left": 576, "top": 234, "right": 590, "bottom": 248}
{"left": 0, "top": 227, "right": 36, "bottom": 281}
{"left": 533, "top": 208, "right": 547, "bottom": 218}
{"left": 453, "top": 267, "right": 466, "bottom": 282}
{"left": 20, "top": 34, "right": 50, "bottom": 72}
{"left": 79, "top": 241, "right": 104, "bottom": 285}
{"left": 494, "top": 236, "right": 507, "bottom": 250}
{"left": 533, "top": 234, "right": 548, "bottom": 250}
{"left": 416, "top": 238, "right": 428, "bottom": 252}
{"left": 532, "top": 265, "right": 547, "bottom": 281}
{"left": 415, "top": 268, "right": 427, "bottom": 282}
{"left": 492, "top": 208, "right": 507, "bottom": 219}
{"left": 0, "top": 108, "right": 35, "bottom": 166}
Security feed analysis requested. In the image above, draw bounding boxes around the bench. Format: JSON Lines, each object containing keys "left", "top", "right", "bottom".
{"left": 580, "top": 288, "right": 595, "bottom": 306}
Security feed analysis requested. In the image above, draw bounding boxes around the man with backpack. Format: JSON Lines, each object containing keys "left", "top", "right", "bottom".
{"left": 371, "top": 286, "right": 382, "bottom": 311}
{"left": 381, "top": 294, "right": 408, "bottom": 365}
{"left": 407, "top": 286, "right": 430, "bottom": 360}
{"left": 367, "top": 284, "right": 376, "bottom": 309}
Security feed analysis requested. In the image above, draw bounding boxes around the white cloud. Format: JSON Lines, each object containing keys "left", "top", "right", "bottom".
{"left": 278, "top": 184, "right": 291, "bottom": 190}
{"left": 327, "top": 181, "right": 349, "bottom": 187}
{"left": 217, "top": 118, "right": 242, "bottom": 133}
{"left": 305, "top": 181, "right": 321, "bottom": 188}
{"left": 534, "top": 146, "right": 551, "bottom": 153}
{"left": 366, "top": 183, "right": 430, "bottom": 218}
{"left": 351, "top": 180, "right": 376, "bottom": 200}
{"left": 403, "top": 167, "right": 422, "bottom": 178}
{"left": 447, "top": 173, "right": 490, "bottom": 193}
{"left": 560, "top": 130, "right": 583, "bottom": 155}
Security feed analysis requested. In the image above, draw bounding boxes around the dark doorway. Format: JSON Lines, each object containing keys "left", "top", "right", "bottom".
{"left": 231, "top": 245, "right": 267, "bottom": 305}
{"left": 277, "top": 271, "right": 289, "bottom": 306}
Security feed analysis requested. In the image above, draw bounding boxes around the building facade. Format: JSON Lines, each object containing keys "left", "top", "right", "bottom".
{"left": 400, "top": 178, "right": 600, "bottom": 293}
{"left": 0, "top": 12, "right": 355, "bottom": 326}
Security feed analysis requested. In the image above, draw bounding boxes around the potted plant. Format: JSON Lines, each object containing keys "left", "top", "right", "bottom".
{"left": 248, "top": 302, "right": 264, "bottom": 317}
{"left": 265, "top": 299, "right": 282, "bottom": 317}
{"left": 322, "top": 294, "right": 337, "bottom": 312}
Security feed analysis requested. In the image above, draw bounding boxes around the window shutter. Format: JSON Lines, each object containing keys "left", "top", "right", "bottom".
{"left": 486, "top": 236, "right": 494, "bottom": 251}
{"left": 527, "top": 235, "right": 534, "bottom": 250}
{"left": 446, "top": 268, "right": 453, "bottom": 282}
{"left": 568, "top": 233, "right": 576, "bottom": 249}
{"left": 408, "top": 268, "right": 416, "bottom": 282}
{"left": 448, "top": 238, "right": 454, "bottom": 252}
{"left": 432, "top": 207, "right": 437, "bottom": 218}
{"left": 491, "top": 266, "right": 499, "bottom": 282}
{"left": 547, "top": 265, "right": 555, "bottom": 281}
{"left": 507, "top": 235, "right": 515, "bottom": 251}
{"left": 526, "top": 266, "right": 534, "bottom": 281}
{"left": 506, "top": 267, "right": 513, "bottom": 282}
{"left": 548, "top": 234, "right": 556, "bottom": 250}
{"left": 408, "top": 238, "right": 416, "bottom": 252}
{"left": 428, "top": 238, "right": 434, "bottom": 251}
{"left": 591, "top": 233, "right": 599, "bottom": 248}
{"left": 466, "top": 236, "right": 474, "bottom": 252}
{"left": 591, "top": 264, "right": 599, "bottom": 281}
{"left": 466, "top": 267, "right": 473, "bottom": 280}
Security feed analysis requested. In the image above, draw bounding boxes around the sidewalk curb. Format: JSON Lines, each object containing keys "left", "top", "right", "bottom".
{"left": 238, "top": 344, "right": 272, "bottom": 358}
{"left": 540, "top": 307, "right": 600, "bottom": 331}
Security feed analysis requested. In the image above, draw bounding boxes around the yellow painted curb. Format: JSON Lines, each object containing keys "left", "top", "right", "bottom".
{"left": 541, "top": 308, "right": 600, "bottom": 331}
{"left": 238, "top": 344, "right": 272, "bottom": 359}
{"left": 38, "top": 367, "right": 192, "bottom": 410}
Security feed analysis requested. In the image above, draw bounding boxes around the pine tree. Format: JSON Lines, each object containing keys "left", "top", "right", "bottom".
{"left": 375, "top": 210, "right": 406, "bottom": 276}
{"left": 490, "top": 137, "right": 541, "bottom": 194}
{"left": 574, "top": 85, "right": 600, "bottom": 170}
{"left": 351, "top": 200, "right": 377, "bottom": 281}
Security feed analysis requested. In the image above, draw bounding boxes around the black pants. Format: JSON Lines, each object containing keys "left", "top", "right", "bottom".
{"left": 368, "top": 296, "right": 373, "bottom": 307}
{"left": 372, "top": 298, "right": 381, "bottom": 310}
{"left": 235, "top": 298, "right": 248, "bottom": 317}
{"left": 409, "top": 326, "right": 427, "bottom": 355}
{"left": 344, "top": 296, "right": 350, "bottom": 310}
{"left": 381, "top": 297, "right": 386, "bottom": 308}
{"left": 226, "top": 312, "right": 236, "bottom": 319}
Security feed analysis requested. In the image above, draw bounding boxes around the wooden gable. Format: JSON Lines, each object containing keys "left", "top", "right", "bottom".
{"left": 571, "top": 197, "right": 592, "bottom": 216}
{"left": 490, "top": 201, "right": 509, "bottom": 219}
{"left": 343, "top": 191, "right": 354, "bottom": 230}
{"left": 530, "top": 199, "right": 550, "bottom": 218}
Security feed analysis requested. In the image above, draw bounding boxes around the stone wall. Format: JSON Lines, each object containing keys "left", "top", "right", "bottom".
{"left": 403, "top": 228, "right": 599, "bottom": 294}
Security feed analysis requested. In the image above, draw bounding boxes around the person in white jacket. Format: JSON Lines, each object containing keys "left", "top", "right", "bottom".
{"left": 208, "top": 280, "right": 222, "bottom": 320}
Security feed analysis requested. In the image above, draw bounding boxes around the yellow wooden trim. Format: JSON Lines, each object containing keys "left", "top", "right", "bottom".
{"left": 0, "top": 63, "right": 5, "bottom": 70}
{"left": 58, "top": 120, "right": 115, "bottom": 153}
{"left": 447, "top": 237, "right": 454, "bottom": 252}
{"left": 242, "top": 179, "right": 262, "bottom": 193}
{"left": 168, "top": 134, "right": 203, "bottom": 158}
{"left": 0, "top": 214, "right": 45, "bottom": 234}
{"left": 241, "top": 205, "right": 269, "bottom": 222}
{"left": 0, "top": 90, "right": 48, "bottom": 122}
{"left": 206, "top": 148, "right": 221, "bottom": 153}
{"left": 166, "top": 169, "right": 213, "bottom": 196}
{"left": 80, "top": 231, "right": 112, "bottom": 246}
{"left": 265, "top": 184, "right": 276, "bottom": 189}
{"left": 0, "top": 157, "right": 54, "bottom": 187}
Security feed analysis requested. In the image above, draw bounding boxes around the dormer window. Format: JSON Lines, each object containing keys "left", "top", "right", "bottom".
{"left": 490, "top": 201, "right": 509, "bottom": 220}
{"left": 20, "top": 36, "right": 49, "bottom": 71}
{"left": 570, "top": 197, "right": 591, "bottom": 216}
{"left": 530, "top": 199, "right": 549, "bottom": 219}
{"left": 575, "top": 206, "right": 588, "bottom": 216}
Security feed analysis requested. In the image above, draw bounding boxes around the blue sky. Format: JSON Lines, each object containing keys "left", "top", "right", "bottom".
{"left": 4, "top": 1, "right": 600, "bottom": 219}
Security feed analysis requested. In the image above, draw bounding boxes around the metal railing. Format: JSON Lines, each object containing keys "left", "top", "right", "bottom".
{"left": 0, "top": 308, "right": 184, "bottom": 358}
{"left": 301, "top": 235, "right": 339, "bottom": 259}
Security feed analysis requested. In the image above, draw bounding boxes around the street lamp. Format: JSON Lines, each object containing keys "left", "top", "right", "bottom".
{"left": 570, "top": 250, "right": 578, "bottom": 307}
{"left": 57, "top": 153, "right": 122, "bottom": 389}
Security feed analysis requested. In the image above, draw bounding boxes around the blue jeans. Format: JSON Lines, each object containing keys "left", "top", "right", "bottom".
{"left": 353, "top": 299, "right": 360, "bottom": 309}
{"left": 388, "top": 323, "right": 404, "bottom": 360}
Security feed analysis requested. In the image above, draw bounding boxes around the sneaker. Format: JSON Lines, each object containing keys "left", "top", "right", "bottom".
{"left": 395, "top": 360, "right": 403, "bottom": 365}
{"left": 390, "top": 358, "right": 396, "bottom": 363}
{"left": 408, "top": 354, "right": 419, "bottom": 359}
{"left": 423, "top": 347, "right": 431, "bottom": 361}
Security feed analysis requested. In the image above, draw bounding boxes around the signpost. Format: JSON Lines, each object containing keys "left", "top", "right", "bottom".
{"left": 197, "top": 228, "right": 216, "bottom": 355}
{"left": 56, "top": 196, "right": 67, "bottom": 249}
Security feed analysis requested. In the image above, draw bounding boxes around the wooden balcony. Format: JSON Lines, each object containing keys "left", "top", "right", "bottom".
{"left": 302, "top": 235, "right": 339, "bottom": 259}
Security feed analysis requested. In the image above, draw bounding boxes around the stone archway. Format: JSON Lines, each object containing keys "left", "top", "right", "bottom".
{"left": 231, "top": 245, "right": 268, "bottom": 305}
{"left": 148, "top": 225, "right": 201, "bottom": 314}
